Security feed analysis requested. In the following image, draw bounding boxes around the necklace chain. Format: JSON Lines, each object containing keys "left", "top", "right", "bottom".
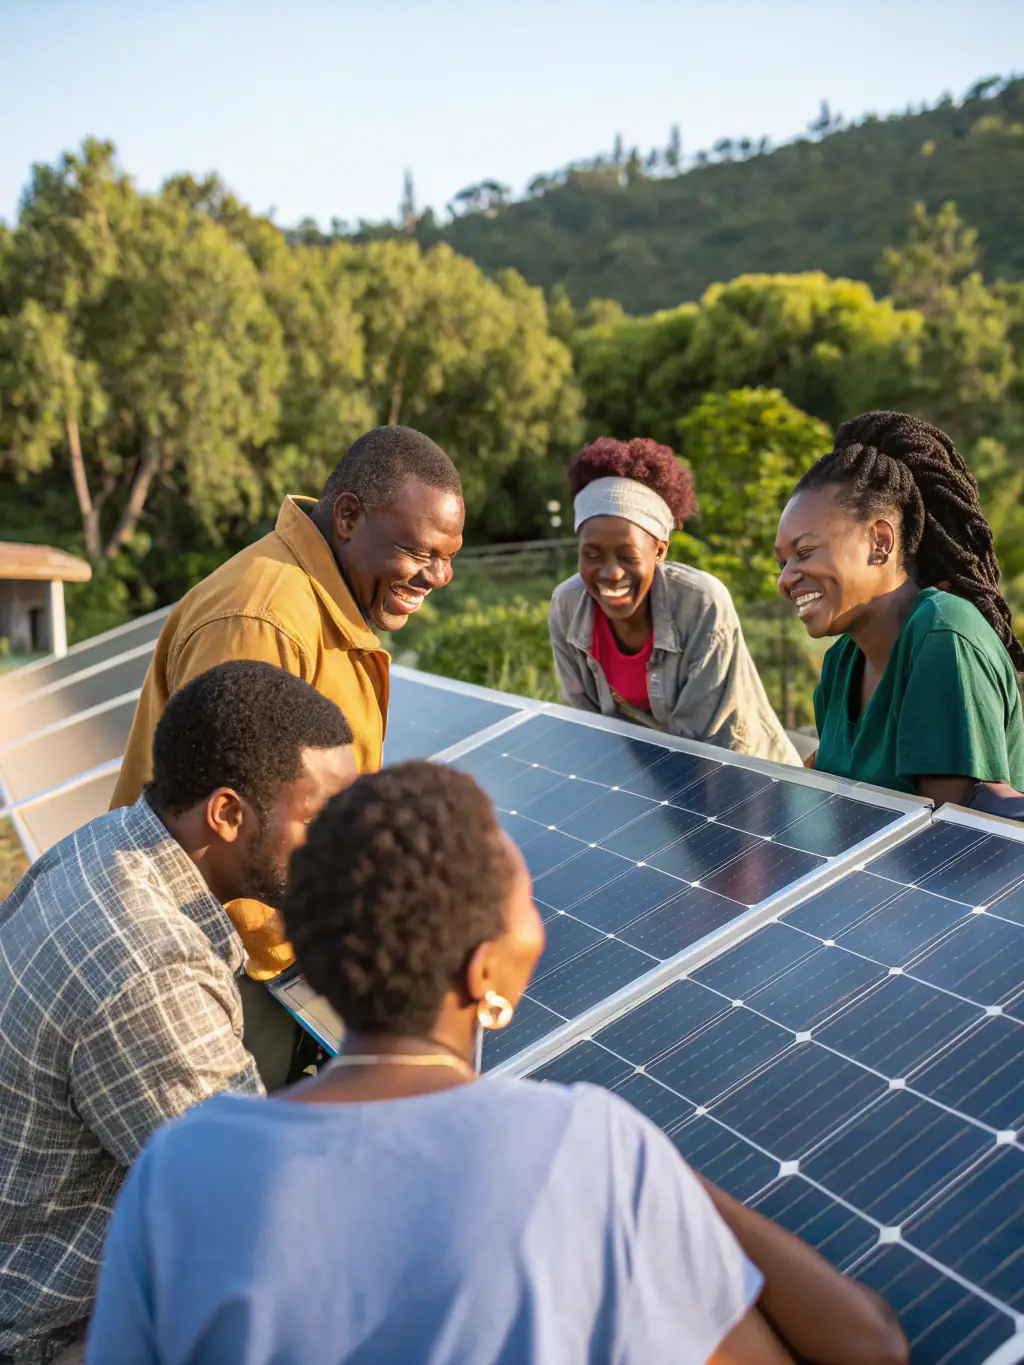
{"left": 326, "top": 1052, "right": 475, "bottom": 1078}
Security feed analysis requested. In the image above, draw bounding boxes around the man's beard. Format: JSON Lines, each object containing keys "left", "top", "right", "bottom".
{"left": 239, "top": 833, "right": 288, "bottom": 909}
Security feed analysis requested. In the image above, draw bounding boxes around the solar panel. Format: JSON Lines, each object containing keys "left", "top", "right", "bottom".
{"left": 460, "top": 711, "right": 924, "bottom": 1071}
{"left": 0, "top": 608, "right": 169, "bottom": 709}
{"left": 509, "top": 804, "right": 1024, "bottom": 1364}
{"left": 270, "top": 708, "right": 924, "bottom": 1069}
{"left": 0, "top": 651, "right": 533, "bottom": 860}
{"left": 383, "top": 668, "right": 530, "bottom": 765}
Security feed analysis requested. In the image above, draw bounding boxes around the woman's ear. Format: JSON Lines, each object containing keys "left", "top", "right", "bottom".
{"left": 464, "top": 940, "right": 492, "bottom": 1009}
{"left": 655, "top": 539, "right": 669, "bottom": 563}
{"left": 869, "top": 518, "right": 897, "bottom": 565}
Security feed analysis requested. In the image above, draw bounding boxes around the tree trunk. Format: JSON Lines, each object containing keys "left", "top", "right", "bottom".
{"left": 104, "top": 437, "right": 160, "bottom": 560}
{"left": 67, "top": 417, "right": 103, "bottom": 561}
{"left": 387, "top": 354, "right": 407, "bottom": 426}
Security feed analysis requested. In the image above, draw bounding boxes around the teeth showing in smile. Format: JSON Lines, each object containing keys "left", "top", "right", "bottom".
{"left": 793, "top": 591, "right": 823, "bottom": 618}
{"left": 390, "top": 587, "right": 429, "bottom": 610}
{"left": 598, "top": 586, "right": 631, "bottom": 600}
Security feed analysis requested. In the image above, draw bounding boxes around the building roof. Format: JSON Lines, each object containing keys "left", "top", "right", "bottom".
{"left": 0, "top": 542, "right": 92, "bottom": 584}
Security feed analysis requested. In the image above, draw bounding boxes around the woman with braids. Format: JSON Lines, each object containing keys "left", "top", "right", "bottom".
{"left": 550, "top": 437, "right": 800, "bottom": 764}
{"left": 776, "top": 410, "right": 1024, "bottom": 803}
{"left": 87, "top": 762, "right": 906, "bottom": 1365}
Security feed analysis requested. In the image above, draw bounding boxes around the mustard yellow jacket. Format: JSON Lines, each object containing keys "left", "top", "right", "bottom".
{"left": 111, "top": 496, "right": 390, "bottom": 977}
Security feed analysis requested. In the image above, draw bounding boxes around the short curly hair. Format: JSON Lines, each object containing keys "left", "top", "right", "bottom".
{"left": 319, "top": 425, "right": 462, "bottom": 513}
{"left": 284, "top": 762, "right": 515, "bottom": 1036}
{"left": 568, "top": 436, "right": 696, "bottom": 526}
{"left": 147, "top": 661, "right": 353, "bottom": 819}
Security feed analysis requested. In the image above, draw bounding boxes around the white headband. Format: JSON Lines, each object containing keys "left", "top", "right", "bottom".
{"left": 573, "top": 477, "right": 674, "bottom": 543}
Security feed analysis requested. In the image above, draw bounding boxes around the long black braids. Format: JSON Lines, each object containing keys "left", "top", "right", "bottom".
{"left": 795, "top": 411, "right": 1024, "bottom": 672}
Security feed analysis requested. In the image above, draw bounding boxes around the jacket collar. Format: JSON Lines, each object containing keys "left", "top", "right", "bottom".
{"left": 566, "top": 563, "right": 682, "bottom": 654}
{"left": 274, "top": 496, "right": 382, "bottom": 653}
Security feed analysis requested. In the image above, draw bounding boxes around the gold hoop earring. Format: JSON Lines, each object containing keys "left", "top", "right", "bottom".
{"left": 477, "top": 990, "right": 514, "bottom": 1030}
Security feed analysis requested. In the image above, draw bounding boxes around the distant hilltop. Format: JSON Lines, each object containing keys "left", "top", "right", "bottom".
{"left": 336, "top": 74, "right": 1024, "bottom": 315}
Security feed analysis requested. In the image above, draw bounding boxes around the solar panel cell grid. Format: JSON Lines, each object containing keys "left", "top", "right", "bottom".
{"left": 520, "top": 813, "right": 1024, "bottom": 1365}
{"left": 460, "top": 713, "right": 914, "bottom": 1077}
{"left": 382, "top": 677, "right": 521, "bottom": 765}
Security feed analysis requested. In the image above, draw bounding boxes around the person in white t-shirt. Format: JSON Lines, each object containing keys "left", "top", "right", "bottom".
{"left": 88, "top": 762, "right": 907, "bottom": 1365}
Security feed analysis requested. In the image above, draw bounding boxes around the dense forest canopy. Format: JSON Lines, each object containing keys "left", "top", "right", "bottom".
{"left": 352, "top": 74, "right": 1024, "bottom": 316}
{"left": 1, "top": 75, "right": 1024, "bottom": 658}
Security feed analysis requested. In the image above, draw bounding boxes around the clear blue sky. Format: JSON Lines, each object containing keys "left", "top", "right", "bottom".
{"left": 0, "top": 0, "right": 1021, "bottom": 229}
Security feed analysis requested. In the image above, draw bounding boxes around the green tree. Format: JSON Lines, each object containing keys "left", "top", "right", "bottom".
{"left": 0, "top": 143, "right": 287, "bottom": 568}
{"left": 881, "top": 201, "right": 1016, "bottom": 441}
{"left": 674, "top": 387, "right": 831, "bottom": 608}
{"left": 346, "top": 240, "right": 583, "bottom": 534}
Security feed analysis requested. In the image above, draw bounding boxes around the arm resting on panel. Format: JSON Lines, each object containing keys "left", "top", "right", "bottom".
{"left": 700, "top": 1178, "right": 909, "bottom": 1365}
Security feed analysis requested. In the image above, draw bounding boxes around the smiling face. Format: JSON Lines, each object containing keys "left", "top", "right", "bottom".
{"left": 775, "top": 486, "right": 904, "bottom": 638}
{"left": 578, "top": 515, "right": 667, "bottom": 624}
{"left": 332, "top": 474, "right": 464, "bottom": 632}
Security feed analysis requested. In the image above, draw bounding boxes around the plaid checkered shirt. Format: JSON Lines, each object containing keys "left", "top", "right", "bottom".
{"left": 0, "top": 796, "right": 263, "bottom": 1362}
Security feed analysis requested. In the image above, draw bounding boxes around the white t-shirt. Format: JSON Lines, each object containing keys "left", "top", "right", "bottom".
{"left": 88, "top": 1077, "right": 763, "bottom": 1364}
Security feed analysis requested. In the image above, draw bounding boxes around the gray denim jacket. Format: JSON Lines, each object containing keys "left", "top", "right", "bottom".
{"left": 548, "top": 562, "right": 800, "bottom": 766}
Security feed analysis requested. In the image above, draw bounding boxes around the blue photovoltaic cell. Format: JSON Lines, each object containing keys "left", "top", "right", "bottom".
{"left": 528, "top": 1040, "right": 634, "bottom": 1089}
{"left": 530, "top": 913, "right": 606, "bottom": 976}
{"left": 521, "top": 813, "right": 1024, "bottom": 1363}
{"left": 813, "top": 974, "right": 982, "bottom": 1076}
{"left": 449, "top": 712, "right": 908, "bottom": 1077}
{"left": 668, "top": 1116, "right": 779, "bottom": 1202}
{"left": 800, "top": 1090, "right": 993, "bottom": 1225}
{"left": 853, "top": 1245, "right": 1015, "bottom": 1364}
{"left": 750, "top": 1177, "right": 878, "bottom": 1270}
{"left": 611, "top": 1073, "right": 695, "bottom": 1130}
{"left": 907, "top": 913, "right": 1024, "bottom": 1006}
{"left": 741, "top": 944, "right": 887, "bottom": 1032}
{"left": 711, "top": 1043, "right": 888, "bottom": 1158}
{"left": 617, "top": 885, "right": 748, "bottom": 960}
{"left": 835, "top": 886, "right": 970, "bottom": 967}
{"left": 783, "top": 871, "right": 900, "bottom": 939}
{"left": 692, "top": 922, "right": 819, "bottom": 998}
{"left": 868, "top": 821, "right": 983, "bottom": 887}
{"left": 648, "top": 1009, "right": 795, "bottom": 1106}
{"left": 382, "top": 676, "right": 520, "bottom": 764}
{"left": 527, "top": 937, "right": 655, "bottom": 1019}
{"left": 908, "top": 1014, "right": 1024, "bottom": 1132}
{"left": 904, "top": 1144, "right": 1024, "bottom": 1309}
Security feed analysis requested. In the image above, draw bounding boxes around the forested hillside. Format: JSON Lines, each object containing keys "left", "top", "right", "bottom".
{"left": 397, "top": 75, "right": 1024, "bottom": 315}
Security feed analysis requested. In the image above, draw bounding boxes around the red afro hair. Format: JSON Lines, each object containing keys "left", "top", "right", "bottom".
{"left": 568, "top": 437, "right": 696, "bottom": 527}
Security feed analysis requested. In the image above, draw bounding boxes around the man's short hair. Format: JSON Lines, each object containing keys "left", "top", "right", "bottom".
{"left": 146, "top": 661, "right": 353, "bottom": 819}
{"left": 319, "top": 425, "right": 462, "bottom": 513}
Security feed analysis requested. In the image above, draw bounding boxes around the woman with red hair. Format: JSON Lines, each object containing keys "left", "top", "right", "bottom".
{"left": 549, "top": 437, "right": 798, "bottom": 764}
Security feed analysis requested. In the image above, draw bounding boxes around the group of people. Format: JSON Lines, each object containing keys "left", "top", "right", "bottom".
{"left": 3, "top": 404, "right": 1021, "bottom": 1363}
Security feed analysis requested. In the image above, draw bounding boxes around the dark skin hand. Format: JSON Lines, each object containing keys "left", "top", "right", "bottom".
{"left": 776, "top": 488, "right": 975, "bottom": 806}
{"left": 704, "top": 1179, "right": 908, "bottom": 1365}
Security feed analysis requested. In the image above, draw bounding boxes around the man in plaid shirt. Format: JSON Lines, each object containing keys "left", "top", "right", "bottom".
{"left": 0, "top": 661, "right": 356, "bottom": 1363}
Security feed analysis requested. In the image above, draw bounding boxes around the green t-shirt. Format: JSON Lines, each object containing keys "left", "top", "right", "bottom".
{"left": 814, "top": 588, "right": 1024, "bottom": 795}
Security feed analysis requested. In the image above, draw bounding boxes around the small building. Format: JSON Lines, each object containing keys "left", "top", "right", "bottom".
{"left": 0, "top": 543, "right": 91, "bottom": 659}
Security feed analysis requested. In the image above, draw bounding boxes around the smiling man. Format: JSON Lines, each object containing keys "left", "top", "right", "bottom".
{"left": 113, "top": 425, "right": 463, "bottom": 810}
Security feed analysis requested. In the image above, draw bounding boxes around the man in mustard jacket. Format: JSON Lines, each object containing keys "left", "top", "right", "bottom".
{"left": 111, "top": 425, "right": 463, "bottom": 1034}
